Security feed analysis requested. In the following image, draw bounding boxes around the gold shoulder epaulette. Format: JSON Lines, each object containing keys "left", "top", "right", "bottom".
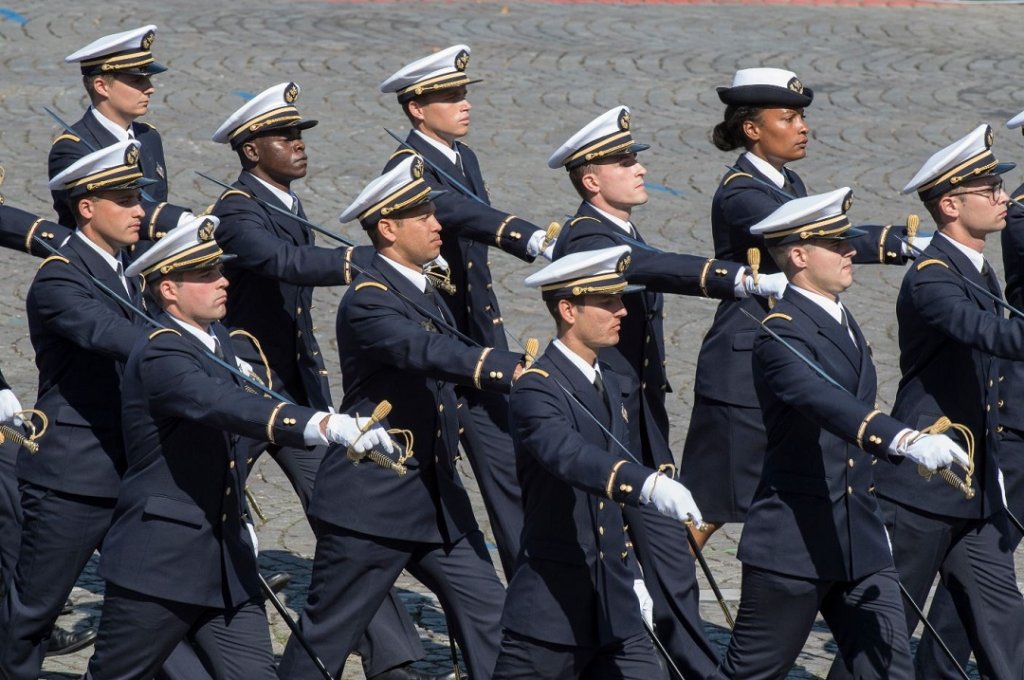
{"left": 568, "top": 216, "right": 601, "bottom": 228}
{"left": 521, "top": 367, "right": 549, "bottom": 379}
{"left": 916, "top": 258, "right": 949, "bottom": 271}
{"left": 387, "top": 148, "right": 417, "bottom": 161}
{"left": 722, "top": 171, "right": 753, "bottom": 186}
{"left": 762, "top": 312, "right": 793, "bottom": 323}
{"left": 355, "top": 281, "right": 388, "bottom": 292}
{"left": 52, "top": 133, "right": 80, "bottom": 145}
{"left": 148, "top": 328, "right": 181, "bottom": 340}
{"left": 38, "top": 255, "right": 69, "bottom": 269}
{"left": 138, "top": 121, "right": 156, "bottom": 130}
{"left": 218, "top": 188, "right": 250, "bottom": 201}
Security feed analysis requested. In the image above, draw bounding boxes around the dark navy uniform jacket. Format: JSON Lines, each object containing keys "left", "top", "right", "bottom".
{"left": 99, "top": 314, "right": 318, "bottom": 609}
{"left": 744, "top": 289, "right": 904, "bottom": 581}
{"left": 309, "top": 254, "right": 521, "bottom": 544}
{"left": 20, "top": 236, "right": 148, "bottom": 498}
{"left": 695, "top": 154, "right": 911, "bottom": 408}
{"left": 213, "top": 172, "right": 374, "bottom": 410}
{"left": 552, "top": 201, "right": 742, "bottom": 468}
{"left": 48, "top": 111, "right": 188, "bottom": 236}
{"left": 504, "top": 344, "right": 650, "bottom": 647}
{"left": 385, "top": 133, "right": 543, "bottom": 350}
{"left": 997, "top": 186, "right": 1024, "bottom": 488}
{"left": 0, "top": 205, "right": 71, "bottom": 258}
{"left": 877, "top": 235, "right": 1019, "bottom": 519}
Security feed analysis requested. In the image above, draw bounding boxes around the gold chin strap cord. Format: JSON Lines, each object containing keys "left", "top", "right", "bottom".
{"left": 916, "top": 416, "right": 975, "bottom": 499}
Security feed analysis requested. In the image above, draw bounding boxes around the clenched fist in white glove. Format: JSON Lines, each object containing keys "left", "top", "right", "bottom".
{"left": 746, "top": 271, "right": 788, "bottom": 300}
{"left": 0, "top": 389, "right": 22, "bottom": 423}
{"left": 325, "top": 414, "right": 394, "bottom": 454}
{"left": 900, "top": 432, "right": 969, "bottom": 473}
{"left": 643, "top": 473, "right": 704, "bottom": 526}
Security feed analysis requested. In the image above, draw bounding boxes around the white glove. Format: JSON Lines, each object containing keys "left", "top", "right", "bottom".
{"left": 325, "top": 414, "right": 394, "bottom": 454}
{"left": 904, "top": 234, "right": 932, "bottom": 258}
{"left": 424, "top": 254, "right": 449, "bottom": 273}
{"left": 245, "top": 519, "right": 260, "bottom": 557}
{"left": 644, "top": 474, "right": 704, "bottom": 526}
{"left": 746, "top": 271, "right": 787, "bottom": 300}
{"left": 633, "top": 579, "right": 654, "bottom": 629}
{"left": 900, "top": 432, "right": 970, "bottom": 472}
{"left": 541, "top": 241, "right": 555, "bottom": 261}
{"left": 998, "top": 468, "right": 1009, "bottom": 509}
{"left": 235, "top": 357, "right": 257, "bottom": 378}
{"left": 0, "top": 389, "right": 22, "bottom": 423}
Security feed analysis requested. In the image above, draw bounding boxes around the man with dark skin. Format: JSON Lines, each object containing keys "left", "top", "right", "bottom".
{"left": 211, "top": 82, "right": 440, "bottom": 680}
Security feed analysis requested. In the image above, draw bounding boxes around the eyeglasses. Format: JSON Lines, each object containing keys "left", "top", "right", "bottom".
{"left": 949, "top": 180, "right": 1005, "bottom": 203}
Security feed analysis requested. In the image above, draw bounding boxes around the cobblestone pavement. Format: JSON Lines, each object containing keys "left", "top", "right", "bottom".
{"left": 0, "top": 0, "right": 1016, "bottom": 677}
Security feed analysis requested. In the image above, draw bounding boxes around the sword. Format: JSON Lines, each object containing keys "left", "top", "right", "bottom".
{"left": 258, "top": 572, "right": 336, "bottom": 680}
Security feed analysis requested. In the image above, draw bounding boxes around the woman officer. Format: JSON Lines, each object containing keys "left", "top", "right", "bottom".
{"left": 679, "top": 67, "right": 920, "bottom": 548}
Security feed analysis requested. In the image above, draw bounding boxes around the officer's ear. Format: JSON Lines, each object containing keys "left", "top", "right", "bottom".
{"left": 375, "top": 217, "right": 400, "bottom": 247}
{"left": 579, "top": 168, "right": 601, "bottom": 196}
{"left": 239, "top": 140, "right": 260, "bottom": 165}
{"left": 156, "top": 277, "right": 180, "bottom": 308}
{"left": 406, "top": 98, "right": 427, "bottom": 125}
{"left": 789, "top": 243, "right": 811, "bottom": 271}
{"left": 557, "top": 298, "right": 578, "bottom": 327}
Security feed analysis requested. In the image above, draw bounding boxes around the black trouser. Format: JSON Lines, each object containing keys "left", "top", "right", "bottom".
{"left": 278, "top": 522, "right": 505, "bottom": 680}
{"left": 716, "top": 564, "right": 913, "bottom": 680}
{"left": 85, "top": 584, "right": 276, "bottom": 680}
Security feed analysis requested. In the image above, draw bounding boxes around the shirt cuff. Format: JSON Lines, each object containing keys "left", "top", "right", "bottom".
{"left": 303, "top": 412, "right": 331, "bottom": 446}
{"left": 733, "top": 268, "right": 750, "bottom": 298}
{"left": 174, "top": 211, "right": 197, "bottom": 229}
{"left": 888, "top": 428, "right": 916, "bottom": 456}
{"left": 639, "top": 472, "right": 659, "bottom": 504}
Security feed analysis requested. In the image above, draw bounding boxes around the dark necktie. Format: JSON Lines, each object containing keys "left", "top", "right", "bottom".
{"left": 839, "top": 305, "right": 862, "bottom": 354}
{"left": 593, "top": 372, "right": 611, "bottom": 421}
{"left": 781, "top": 171, "right": 795, "bottom": 198}
{"left": 982, "top": 261, "right": 1005, "bottom": 315}
{"left": 454, "top": 151, "right": 465, "bottom": 176}
{"left": 213, "top": 338, "right": 226, "bottom": 360}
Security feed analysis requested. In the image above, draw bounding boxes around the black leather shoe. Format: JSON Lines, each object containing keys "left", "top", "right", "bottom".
{"left": 61, "top": 598, "right": 74, "bottom": 615}
{"left": 45, "top": 626, "right": 97, "bottom": 656}
{"left": 366, "top": 665, "right": 463, "bottom": 680}
{"left": 263, "top": 571, "right": 290, "bottom": 595}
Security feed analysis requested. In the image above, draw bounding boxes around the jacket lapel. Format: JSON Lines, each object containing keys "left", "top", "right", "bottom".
{"left": 79, "top": 111, "right": 118, "bottom": 149}
{"left": 237, "top": 173, "right": 307, "bottom": 245}
{"left": 845, "top": 307, "right": 877, "bottom": 401}
{"left": 67, "top": 237, "right": 132, "bottom": 318}
{"left": 787, "top": 289, "right": 861, "bottom": 374}
{"left": 453, "top": 142, "right": 488, "bottom": 201}
{"left": 931, "top": 236, "right": 996, "bottom": 313}
{"left": 368, "top": 254, "right": 453, "bottom": 330}
{"left": 545, "top": 343, "right": 612, "bottom": 435}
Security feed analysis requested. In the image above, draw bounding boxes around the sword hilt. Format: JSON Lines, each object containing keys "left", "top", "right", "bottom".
{"left": 346, "top": 401, "right": 392, "bottom": 462}
{"left": 0, "top": 424, "right": 37, "bottom": 454}
{"left": 915, "top": 416, "right": 975, "bottom": 500}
